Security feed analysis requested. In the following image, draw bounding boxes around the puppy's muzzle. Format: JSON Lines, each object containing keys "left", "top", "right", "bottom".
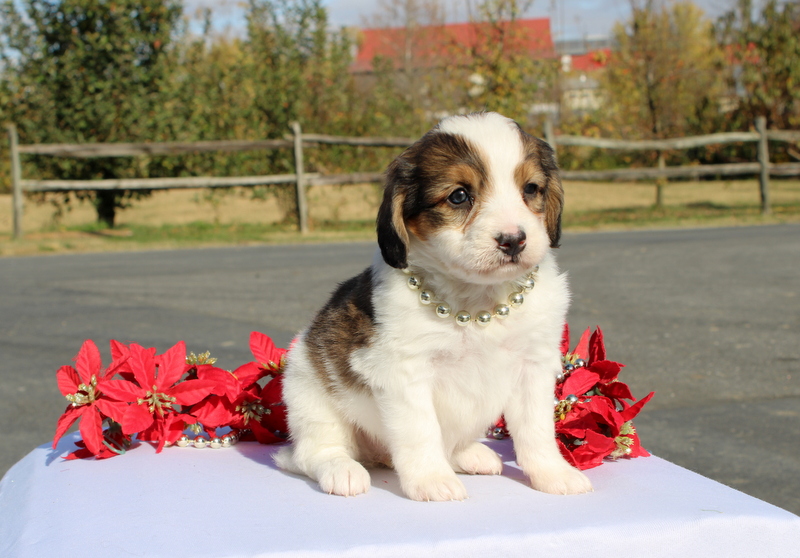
{"left": 496, "top": 231, "right": 527, "bottom": 258}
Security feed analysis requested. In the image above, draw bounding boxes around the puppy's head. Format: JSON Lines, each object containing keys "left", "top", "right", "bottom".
{"left": 377, "top": 112, "right": 563, "bottom": 283}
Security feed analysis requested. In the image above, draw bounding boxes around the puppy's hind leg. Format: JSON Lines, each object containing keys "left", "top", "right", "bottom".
{"left": 274, "top": 346, "right": 371, "bottom": 497}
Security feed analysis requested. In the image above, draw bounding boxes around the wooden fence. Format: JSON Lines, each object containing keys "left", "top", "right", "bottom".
{"left": 7, "top": 117, "right": 800, "bottom": 238}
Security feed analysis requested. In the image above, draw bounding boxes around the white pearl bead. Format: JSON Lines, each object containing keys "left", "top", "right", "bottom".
{"left": 407, "top": 276, "right": 422, "bottom": 290}
{"left": 176, "top": 435, "right": 190, "bottom": 448}
{"left": 509, "top": 292, "right": 524, "bottom": 308}
{"left": 476, "top": 311, "right": 492, "bottom": 326}
{"left": 193, "top": 436, "right": 208, "bottom": 449}
{"left": 435, "top": 303, "right": 451, "bottom": 318}
{"left": 455, "top": 311, "right": 471, "bottom": 326}
{"left": 210, "top": 438, "right": 223, "bottom": 449}
{"left": 419, "top": 290, "right": 433, "bottom": 305}
{"left": 494, "top": 304, "right": 511, "bottom": 318}
{"left": 221, "top": 435, "right": 232, "bottom": 448}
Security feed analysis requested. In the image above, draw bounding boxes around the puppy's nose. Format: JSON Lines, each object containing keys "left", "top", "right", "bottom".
{"left": 496, "top": 231, "right": 527, "bottom": 257}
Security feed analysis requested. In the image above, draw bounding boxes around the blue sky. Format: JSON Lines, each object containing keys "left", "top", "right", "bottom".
{"left": 184, "top": 0, "right": 741, "bottom": 40}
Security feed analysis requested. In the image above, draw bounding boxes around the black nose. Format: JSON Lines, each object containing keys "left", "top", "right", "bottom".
{"left": 496, "top": 231, "right": 527, "bottom": 257}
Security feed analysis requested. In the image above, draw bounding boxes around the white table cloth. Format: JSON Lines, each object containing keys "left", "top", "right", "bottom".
{"left": 1, "top": 434, "right": 799, "bottom": 558}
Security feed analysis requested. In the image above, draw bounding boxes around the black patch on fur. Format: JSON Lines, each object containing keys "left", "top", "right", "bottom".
{"left": 305, "top": 267, "right": 376, "bottom": 393}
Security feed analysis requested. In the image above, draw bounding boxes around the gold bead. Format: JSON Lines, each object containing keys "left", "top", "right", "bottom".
{"left": 494, "top": 304, "right": 511, "bottom": 318}
{"left": 455, "top": 311, "right": 471, "bottom": 326}
{"left": 435, "top": 303, "right": 451, "bottom": 318}
{"left": 509, "top": 292, "right": 524, "bottom": 308}
{"left": 476, "top": 311, "right": 492, "bottom": 326}
{"left": 407, "top": 276, "right": 423, "bottom": 290}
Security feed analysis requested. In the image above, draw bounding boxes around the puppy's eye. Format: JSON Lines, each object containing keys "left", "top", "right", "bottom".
{"left": 524, "top": 182, "right": 540, "bottom": 195}
{"left": 448, "top": 187, "right": 470, "bottom": 205}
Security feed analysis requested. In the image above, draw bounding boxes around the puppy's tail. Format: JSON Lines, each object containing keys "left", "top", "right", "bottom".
{"left": 273, "top": 445, "right": 303, "bottom": 474}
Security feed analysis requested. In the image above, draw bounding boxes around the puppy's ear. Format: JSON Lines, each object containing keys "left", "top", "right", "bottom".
{"left": 377, "top": 157, "right": 411, "bottom": 269}
{"left": 538, "top": 139, "right": 564, "bottom": 248}
{"left": 544, "top": 171, "right": 564, "bottom": 248}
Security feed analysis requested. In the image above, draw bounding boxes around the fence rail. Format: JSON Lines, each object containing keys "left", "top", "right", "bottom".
{"left": 7, "top": 118, "right": 800, "bottom": 238}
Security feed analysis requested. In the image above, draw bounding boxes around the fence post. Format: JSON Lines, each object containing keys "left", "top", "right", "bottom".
{"left": 544, "top": 113, "right": 556, "bottom": 160}
{"left": 655, "top": 152, "right": 665, "bottom": 208}
{"left": 291, "top": 121, "right": 309, "bottom": 233}
{"left": 7, "top": 125, "right": 23, "bottom": 239}
{"left": 755, "top": 116, "right": 771, "bottom": 215}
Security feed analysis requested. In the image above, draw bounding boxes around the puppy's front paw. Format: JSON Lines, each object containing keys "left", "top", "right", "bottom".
{"left": 317, "top": 457, "right": 371, "bottom": 497}
{"left": 452, "top": 442, "right": 503, "bottom": 475}
{"left": 528, "top": 464, "right": 593, "bottom": 495}
{"left": 402, "top": 472, "right": 468, "bottom": 502}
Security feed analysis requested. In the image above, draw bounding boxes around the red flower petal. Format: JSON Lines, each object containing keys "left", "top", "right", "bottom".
{"left": 249, "top": 421, "right": 284, "bottom": 445}
{"left": 573, "top": 328, "right": 591, "bottom": 360}
{"left": 169, "top": 379, "right": 216, "bottom": 406}
{"left": 598, "top": 381, "right": 634, "bottom": 401}
{"left": 101, "top": 379, "right": 144, "bottom": 403}
{"left": 79, "top": 407, "right": 104, "bottom": 456}
{"left": 589, "top": 327, "right": 606, "bottom": 363}
{"left": 620, "top": 392, "right": 655, "bottom": 423}
{"left": 74, "top": 340, "right": 102, "bottom": 384}
{"left": 128, "top": 344, "right": 157, "bottom": 389}
{"left": 590, "top": 360, "right": 623, "bottom": 383}
{"left": 250, "top": 331, "right": 282, "bottom": 367}
{"left": 56, "top": 365, "right": 81, "bottom": 397}
{"left": 571, "top": 429, "right": 616, "bottom": 469}
{"left": 198, "top": 366, "right": 243, "bottom": 400}
{"left": 53, "top": 405, "right": 85, "bottom": 449}
{"left": 188, "top": 396, "right": 237, "bottom": 429}
{"left": 232, "top": 361, "right": 267, "bottom": 390}
{"left": 561, "top": 368, "right": 600, "bottom": 398}
{"left": 110, "top": 339, "right": 130, "bottom": 362}
{"left": 155, "top": 341, "right": 187, "bottom": 388}
{"left": 121, "top": 403, "right": 155, "bottom": 435}
{"left": 94, "top": 398, "right": 130, "bottom": 423}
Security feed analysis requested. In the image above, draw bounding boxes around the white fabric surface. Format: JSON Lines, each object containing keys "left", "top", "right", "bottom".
{"left": 1, "top": 434, "right": 798, "bottom": 558}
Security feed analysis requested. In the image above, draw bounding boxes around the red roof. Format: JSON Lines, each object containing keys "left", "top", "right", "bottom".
{"left": 568, "top": 48, "right": 611, "bottom": 73}
{"left": 351, "top": 18, "right": 555, "bottom": 73}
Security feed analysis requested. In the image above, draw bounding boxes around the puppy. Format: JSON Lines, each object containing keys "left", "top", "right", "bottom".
{"left": 275, "top": 112, "right": 592, "bottom": 501}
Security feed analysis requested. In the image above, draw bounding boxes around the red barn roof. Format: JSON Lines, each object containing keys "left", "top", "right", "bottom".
{"left": 568, "top": 48, "right": 611, "bottom": 73}
{"left": 351, "top": 18, "right": 555, "bottom": 73}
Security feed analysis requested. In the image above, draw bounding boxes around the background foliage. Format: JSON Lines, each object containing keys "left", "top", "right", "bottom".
{"left": 1, "top": 0, "right": 798, "bottom": 225}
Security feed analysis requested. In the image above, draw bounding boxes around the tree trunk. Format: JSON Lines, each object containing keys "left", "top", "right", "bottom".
{"left": 95, "top": 190, "right": 117, "bottom": 228}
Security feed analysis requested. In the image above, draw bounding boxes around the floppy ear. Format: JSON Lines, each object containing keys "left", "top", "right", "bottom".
{"left": 544, "top": 170, "right": 564, "bottom": 248}
{"left": 377, "top": 157, "right": 411, "bottom": 269}
{"left": 536, "top": 138, "right": 564, "bottom": 248}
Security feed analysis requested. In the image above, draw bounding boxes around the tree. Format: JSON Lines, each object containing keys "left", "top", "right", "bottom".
{"left": 459, "top": 0, "right": 557, "bottom": 125}
{"left": 602, "top": 0, "right": 726, "bottom": 140}
{"left": 717, "top": 0, "right": 800, "bottom": 130}
{"left": 0, "top": 0, "right": 182, "bottom": 227}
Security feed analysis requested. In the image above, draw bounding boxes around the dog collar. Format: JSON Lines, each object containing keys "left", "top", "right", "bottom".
{"left": 403, "top": 265, "right": 539, "bottom": 327}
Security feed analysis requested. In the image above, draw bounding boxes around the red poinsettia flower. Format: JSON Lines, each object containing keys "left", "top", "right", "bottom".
{"left": 53, "top": 340, "right": 130, "bottom": 457}
{"left": 180, "top": 332, "right": 288, "bottom": 442}
{"left": 555, "top": 325, "right": 655, "bottom": 469}
{"left": 101, "top": 341, "right": 216, "bottom": 452}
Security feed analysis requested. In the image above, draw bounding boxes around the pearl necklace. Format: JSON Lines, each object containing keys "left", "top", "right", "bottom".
{"left": 403, "top": 265, "right": 539, "bottom": 327}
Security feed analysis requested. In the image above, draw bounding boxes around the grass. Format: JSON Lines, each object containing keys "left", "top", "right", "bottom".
{"left": 564, "top": 200, "right": 800, "bottom": 231}
{"left": 2, "top": 179, "right": 799, "bottom": 256}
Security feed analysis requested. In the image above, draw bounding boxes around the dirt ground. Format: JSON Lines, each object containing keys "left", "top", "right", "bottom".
{"left": 3, "top": 178, "right": 798, "bottom": 235}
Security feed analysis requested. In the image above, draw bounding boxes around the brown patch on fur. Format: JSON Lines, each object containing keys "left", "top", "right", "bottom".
{"left": 398, "top": 132, "right": 490, "bottom": 241}
{"left": 516, "top": 130, "right": 564, "bottom": 248}
{"left": 305, "top": 267, "right": 376, "bottom": 393}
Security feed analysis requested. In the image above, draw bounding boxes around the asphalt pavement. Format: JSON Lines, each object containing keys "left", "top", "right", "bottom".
{"left": 1, "top": 224, "right": 798, "bottom": 514}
